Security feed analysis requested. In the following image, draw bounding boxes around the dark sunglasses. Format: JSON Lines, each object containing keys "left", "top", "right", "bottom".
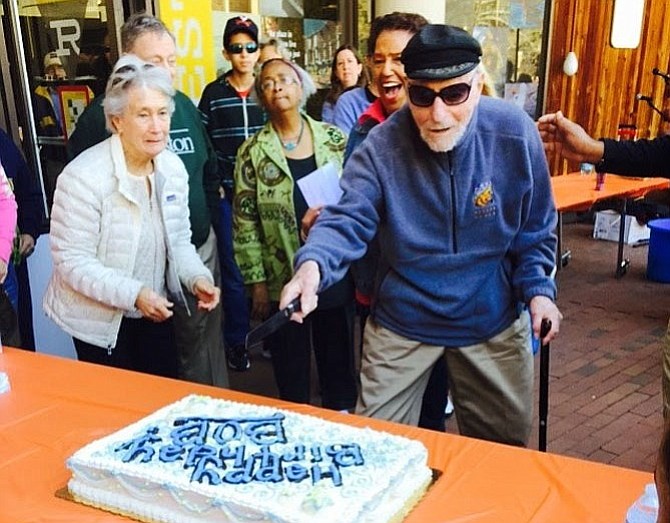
{"left": 227, "top": 42, "right": 259, "bottom": 54}
{"left": 408, "top": 81, "right": 474, "bottom": 108}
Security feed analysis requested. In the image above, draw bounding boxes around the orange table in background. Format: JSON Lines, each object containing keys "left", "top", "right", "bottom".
{"left": 551, "top": 172, "right": 670, "bottom": 276}
{"left": 0, "top": 348, "right": 652, "bottom": 523}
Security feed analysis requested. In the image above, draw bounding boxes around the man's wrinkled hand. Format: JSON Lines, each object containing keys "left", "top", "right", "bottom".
{"left": 279, "top": 261, "right": 320, "bottom": 323}
{"left": 529, "top": 295, "right": 562, "bottom": 344}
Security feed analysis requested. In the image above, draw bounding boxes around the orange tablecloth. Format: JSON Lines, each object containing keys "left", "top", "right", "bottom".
{"left": 551, "top": 172, "right": 670, "bottom": 212}
{"left": 0, "top": 348, "right": 652, "bottom": 523}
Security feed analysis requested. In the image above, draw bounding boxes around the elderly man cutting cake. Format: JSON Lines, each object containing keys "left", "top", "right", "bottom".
{"left": 280, "top": 24, "right": 562, "bottom": 447}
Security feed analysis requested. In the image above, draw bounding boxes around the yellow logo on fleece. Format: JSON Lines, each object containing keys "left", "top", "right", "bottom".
{"left": 474, "top": 181, "right": 493, "bottom": 207}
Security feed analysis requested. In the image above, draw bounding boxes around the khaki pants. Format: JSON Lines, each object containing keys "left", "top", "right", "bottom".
{"left": 355, "top": 314, "right": 534, "bottom": 446}
{"left": 173, "top": 228, "right": 229, "bottom": 388}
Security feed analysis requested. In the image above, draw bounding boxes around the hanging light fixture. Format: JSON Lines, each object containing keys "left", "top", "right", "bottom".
{"left": 562, "top": 3, "right": 579, "bottom": 77}
{"left": 563, "top": 51, "right": 579, "bottom": 76}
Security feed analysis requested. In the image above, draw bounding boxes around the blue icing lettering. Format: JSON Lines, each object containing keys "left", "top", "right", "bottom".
{"left": 282, "top": 444, "right": 305, "bottom": 462}
{"left": 311, "top": 463, "right": 342, "bottom": 486}
{"left": 225, "top": 451, "right": 259, "bottom": 484}
{"left": 171, "top": 417, "right": 210, "bottom": 446}
{"left": 253, "top": 446, "right": 275, "bottom": 468}
{"left": 159, "top": 444, "right": 184, "bottom": 463}
{"left": 191, "top": 461, "right": 222, "bottom": 485}
{"left": 177, "top": 415, "right": 287, "bottom": 446}
{"left": 223, "top": 466, "right": 251, "bottom": 484}
{"left": 285, "top": 463, "right": 309, "bottom": 483}
{"left": 326, "top": 444, "right": 364, "bottom": 468}
{"left": 117, "top": 412, "right": 366, "bottom": 489}
{"left": 250, "top": 446, "right": 282, "bottom": 482}
{"left": 212, "top": 419, "right": 244, "bottom": 443}
{"left": 310, "top": 445, "right": 323, "bottom": 462}
{"left": 185, "top": 444, "right": 221, "bottom": 468}
{"left": 186, "top": 445, "right": 223, "bottom": 484}
{"left": 219, "top": 443, "right": 246, "bottom": 467}
{"left": 115, "top": 426, "right": 161, "bottom": 463}
{"left": 253, "top": 457, "right": 282, "bottom": 483}
{"left": 242, "top": 414, "right": 286, "bottom": 445}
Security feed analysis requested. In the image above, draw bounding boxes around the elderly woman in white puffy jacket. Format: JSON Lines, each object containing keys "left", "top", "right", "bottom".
{"left": 44, "top": 55, "right": 220, "bottom": 377}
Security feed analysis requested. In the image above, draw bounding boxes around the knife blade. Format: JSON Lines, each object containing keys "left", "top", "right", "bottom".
{"left": 244, "top": 297, "right": 302, "bottom": 350}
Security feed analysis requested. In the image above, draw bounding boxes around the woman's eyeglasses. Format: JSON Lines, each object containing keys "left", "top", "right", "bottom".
{"left": 227, "top": 42, "right": 259, "bottom": 54}
{"left": 260, "top": 74, "right": 299, "bottom": 92}
{"left": 408, "top": 81, "right": 474, "bottom": 108}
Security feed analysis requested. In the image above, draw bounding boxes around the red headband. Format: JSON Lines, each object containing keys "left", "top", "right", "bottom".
{"left": 260, "top": 58, "right": 302, "bottom": 86}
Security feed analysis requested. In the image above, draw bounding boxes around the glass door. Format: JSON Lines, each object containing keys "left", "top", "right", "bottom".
{"left": 0, "top": 0, "right": 124, "bottom": 216}
{"left": 444, "top": 0, "right": 550, "bottom": 119}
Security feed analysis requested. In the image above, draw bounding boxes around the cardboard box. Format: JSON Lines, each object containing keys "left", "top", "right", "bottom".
{"left": 593, "top": 210, "right": 650, "bottom": 245}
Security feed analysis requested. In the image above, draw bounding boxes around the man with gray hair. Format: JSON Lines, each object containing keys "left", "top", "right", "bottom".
{"left": 67, "top": 13, "right": 226, "bottom": 388}
{"left": 280, "top": 24, "right": 562, "bottom": 446}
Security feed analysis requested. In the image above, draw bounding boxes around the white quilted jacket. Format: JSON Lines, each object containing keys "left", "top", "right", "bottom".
{"left": 43, "top": 134, "right": 213, "bottom": 349}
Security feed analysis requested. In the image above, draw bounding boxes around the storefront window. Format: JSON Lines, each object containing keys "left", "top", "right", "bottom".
{"left": 187, "top": 0, "right": 341, "bottom": 118}
{"left": 445, "top": 0, "right": 547, "bottom": 118}
{"left": 16, "top": 0, "right": 119, "bottom": 209}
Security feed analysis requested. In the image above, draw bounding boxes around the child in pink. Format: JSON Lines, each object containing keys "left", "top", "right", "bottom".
{"left": 0, "top": 161, "right": 17, "bottom": 284}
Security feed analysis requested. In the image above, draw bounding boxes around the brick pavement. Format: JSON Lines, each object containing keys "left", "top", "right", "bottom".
{"left": 230, "top": 219, "right": 668, "bottom": 473}
{"left": 530, "top": 220, "right": 667, "bottom": 471}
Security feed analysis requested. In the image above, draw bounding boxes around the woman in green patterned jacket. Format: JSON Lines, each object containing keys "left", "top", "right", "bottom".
{"left": 233, "top": 58, "right": 357, "bottom": 411}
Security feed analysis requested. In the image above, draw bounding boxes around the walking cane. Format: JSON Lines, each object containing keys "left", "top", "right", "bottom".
{"left": 538, "top": 319, "right": 552, "bottom": 452}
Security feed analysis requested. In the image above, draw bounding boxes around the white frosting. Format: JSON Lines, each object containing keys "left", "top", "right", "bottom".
{"left": 67, "top": 395, "right": 432, "bottom": 523}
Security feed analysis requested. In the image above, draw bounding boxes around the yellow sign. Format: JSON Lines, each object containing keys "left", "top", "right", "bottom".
{"left": 156, "top": 0, "right": 216, "bottom": 102}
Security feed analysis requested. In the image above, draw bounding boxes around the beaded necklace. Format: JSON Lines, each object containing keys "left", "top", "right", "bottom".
{"left": 279, "top": 118, "right": 305, "bottom": 151}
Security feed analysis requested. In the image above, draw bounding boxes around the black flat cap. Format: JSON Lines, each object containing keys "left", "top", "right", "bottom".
{"left": 401, "top": 24, "right": 482, "bottom": 80}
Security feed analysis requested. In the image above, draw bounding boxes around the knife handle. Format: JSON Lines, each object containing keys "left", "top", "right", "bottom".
{"left": 282, "top": 297, "right": 302, "bottom": 317}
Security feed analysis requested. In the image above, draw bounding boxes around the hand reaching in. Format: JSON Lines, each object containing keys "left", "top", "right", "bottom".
{"left": 537, "top": 111, "right": 604, "bottom": 164}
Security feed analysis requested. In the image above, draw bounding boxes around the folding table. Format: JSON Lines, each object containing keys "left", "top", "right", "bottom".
{"left": 551, "top": 172, "right": 670, "bottom": 277}
{"left": 0, "top": 348, "right": 653, "bottom": 523}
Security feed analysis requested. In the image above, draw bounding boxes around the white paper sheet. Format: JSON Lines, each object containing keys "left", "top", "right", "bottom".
{"left": 296, "top": 161, "right": 343, "bottom": 207}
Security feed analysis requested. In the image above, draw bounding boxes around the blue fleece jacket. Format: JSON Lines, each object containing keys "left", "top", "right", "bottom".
{"left": 332, "top": 87, "right": 375, "bottom": 135}
{"left": 294, "top": 97, "right": 557, "bottom": 347}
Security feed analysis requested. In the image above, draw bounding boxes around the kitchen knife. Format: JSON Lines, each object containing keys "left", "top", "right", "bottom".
{"left": 244, "top": 297, "right": 302, "bottom": 350}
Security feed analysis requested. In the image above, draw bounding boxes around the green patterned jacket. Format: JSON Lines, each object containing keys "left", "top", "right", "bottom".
{"left": 232, "top": 114, "right": 347, "bottom": 300}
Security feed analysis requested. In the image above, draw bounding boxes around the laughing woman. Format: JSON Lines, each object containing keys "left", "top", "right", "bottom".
{"left": 44, "top": 55, "right": 219, "bottom": 377}
{"left": 233, "top": 58, "right": 357, "bottom": 410}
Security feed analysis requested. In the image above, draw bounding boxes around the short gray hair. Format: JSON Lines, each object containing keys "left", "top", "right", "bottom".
{"left": 103, "top": 54, "right": 175, "bottom": 133}
{"left": 255, "top": 58, "right": 316, "bottom": 110}
{"left": 120, "top": 12, "right": 175, "bottom": 52}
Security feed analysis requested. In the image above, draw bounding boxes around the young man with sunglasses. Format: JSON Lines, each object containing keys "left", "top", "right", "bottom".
{"left": 198, "top": 16, "right": 266, "bottom": 371}
{"left": 280, "top": 25, "right": 562, "bottom": 447}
